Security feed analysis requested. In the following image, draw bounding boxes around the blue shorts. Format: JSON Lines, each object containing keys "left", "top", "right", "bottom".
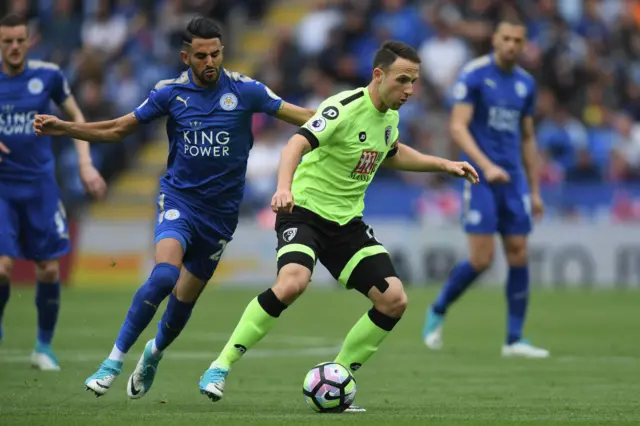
{"left": 461, "top": 178, "right": 532, "bottom": 236}
{"left": 0, "top": 178, "right": 70, "bottom": 261}
{"left": 154, "top": 192, "right": 237, "bottom": 281}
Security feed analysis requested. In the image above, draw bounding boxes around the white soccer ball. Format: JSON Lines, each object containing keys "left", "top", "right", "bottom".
{"left": 302, "top": 362, "right": 356, "bottom": 413}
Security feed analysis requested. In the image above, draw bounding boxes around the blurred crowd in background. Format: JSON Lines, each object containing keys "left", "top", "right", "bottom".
{"left": 4, "top": 0, "right": 640, "bottom": 221}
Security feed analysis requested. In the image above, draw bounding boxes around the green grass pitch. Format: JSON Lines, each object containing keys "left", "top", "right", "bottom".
{"left": 0, "top": 286, "right": 639, "bottom": 425}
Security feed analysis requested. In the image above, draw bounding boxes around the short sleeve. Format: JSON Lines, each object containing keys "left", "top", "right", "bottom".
{"left": 133, "top": 88, "right": 171, "bottom": 124}
{"left": 50, "top": 69, "right": 71, "bottom": 106}
{"left": 298, "top": 100, "right": 346, "bottom": 150}
{"left": 386, "top": 126, "right": 400, "bottom": 158}
{"left": 523, "top": 81, "right": 537, "bottom": 118}
{"left": 248, "top": 80, "right": 283, "bottom": 115}
{"left": 451, "top": 69, "right": 480, "bottom": 106}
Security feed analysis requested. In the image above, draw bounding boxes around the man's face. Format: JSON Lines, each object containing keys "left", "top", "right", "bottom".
{"left": 0, "top": 25, "right": 28, "bottom": 70}
{"left": 375, "top": 57, "right": 419, "bottom": 110}
{"left": 493, "top": 23, "right": 527, "bottom": 64}
{"left": 182, "top": 37, "right": 224, "bottom": 87}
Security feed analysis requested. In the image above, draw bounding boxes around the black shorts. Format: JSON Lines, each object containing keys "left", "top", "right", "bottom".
{"left": 275, "top": 206, "right": 397, "bottom": 295}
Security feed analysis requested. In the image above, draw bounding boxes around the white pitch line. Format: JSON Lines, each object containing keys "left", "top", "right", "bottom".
{"left": 0, "top": 346, "right": 342, "bottom": 364}
{"left": 2, "top": 329, "right": 342, "bottom": 346}
{"left": 556, "top": 355, "right": 639, "bottom": 363}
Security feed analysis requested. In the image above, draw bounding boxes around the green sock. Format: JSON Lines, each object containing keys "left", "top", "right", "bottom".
{"left": 215, "top": 297, "right": 280, "bottom": 368}
{"left": 334, "top": 308, "right": 399, "bottom": 373}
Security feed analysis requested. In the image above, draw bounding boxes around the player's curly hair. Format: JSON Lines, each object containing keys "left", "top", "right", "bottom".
{"left": 0, "top": 13, "right": 27, "bottom": 28}
{"left": 372, "top": 40, "right": 421, "bottom": 71}
{"left": 183, "top": 15, "right": 222, "bottom": 45}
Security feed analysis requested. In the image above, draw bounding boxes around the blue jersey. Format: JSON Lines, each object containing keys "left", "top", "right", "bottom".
{"left": 0, "top": 60, "right": 70, "bottom": 182}
{"left": 133, "top": 68, "right": 283, "bottom": 217}
{"left": 451, "top": 54, "right": 536, "bottom": 176}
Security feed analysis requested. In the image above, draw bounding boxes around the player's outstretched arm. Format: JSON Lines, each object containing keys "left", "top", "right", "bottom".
{"left": 271, "top": 134, "right": 312, "bottom": 213}
{"left": 33, "top": 112, "right": 139, "bottom": 143}
{"left": 383, "top": 142, "right": 479, "bottom": 184}
{"left": 274, "top": 102, "right": 315, "bottom": 126}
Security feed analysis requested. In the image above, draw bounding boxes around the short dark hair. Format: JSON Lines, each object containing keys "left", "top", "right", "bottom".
{"left": 372, "top": 41, "right": 421, "bottom": 71}
{"left": 183, "top": 16, "right": 222, "bottom": 45}
{"left": 0, "top": 13, "right": 27, "bottom": 28}
{"left": 496, "top": 16, "right": 526, "bottom": 30}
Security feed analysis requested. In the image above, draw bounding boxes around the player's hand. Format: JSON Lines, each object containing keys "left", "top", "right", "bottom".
{"left": 33, "top": 114, "right": 67, "bottom": 136}
{"left": 483, "top": 164, "right": 510, "bottom": 184}
{"left": 531, "top": 192, "right": 544, "bottom": 222}
{"left": 444, "top": 161, "right": 480, "bottom": 184}
{"left": 271, "top": 189, "right": 294, "bottom": 213}
{"left": 79, "top": 163, "right": 107, "bottom": 200}
{"left": 0, "top": 141, "right": 10, "bottom": 163}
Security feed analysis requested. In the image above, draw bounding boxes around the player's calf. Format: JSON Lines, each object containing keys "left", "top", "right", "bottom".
{"left": 334, "top": 253, "right": 405, "bottom": 374}
{"left": 32, "top": 260, "right": 61, "bottom": 371}
{"left": 425, "top": 235, "right": 493, "bottom": 350}
{"left": 200, "top": 282, "right": 296, "bottom": 402}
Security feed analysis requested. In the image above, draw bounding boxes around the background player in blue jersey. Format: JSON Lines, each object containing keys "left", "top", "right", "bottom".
{"left": 0, "top": 14, "right": 107, "bottom": 371}
{"left": 34, "top": 16, "right": 314, "bottom": 397}
{"left": 423, "top": 19, "right": 549, "bottom": 359}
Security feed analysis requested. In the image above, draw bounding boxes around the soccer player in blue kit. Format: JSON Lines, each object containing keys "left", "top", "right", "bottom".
{"left": 422, "top": 19, "right": 550, "bottom": 358}
{"left": 0, "top": 14, "right": 107, "bottom": 371}
{"left": 34, "top": 16, "right": 314, "bottom": 396}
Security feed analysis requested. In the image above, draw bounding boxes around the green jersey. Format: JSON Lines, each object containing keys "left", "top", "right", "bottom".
{"left": 292, "top": 87, "right": 400, "bottom": 225}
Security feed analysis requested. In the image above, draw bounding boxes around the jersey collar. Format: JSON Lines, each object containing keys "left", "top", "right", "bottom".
{"left": 490, "top": 53, "right": 515, "bottom": 76}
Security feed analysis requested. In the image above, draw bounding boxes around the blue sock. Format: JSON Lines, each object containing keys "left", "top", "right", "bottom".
{"left": 432, "top": 261, "right": 480, "bottom": 315}
{"left": 506, "top": 265, "right": 529, "bottom": 344}
{"left": 114, "top": 263, "right": 180, "bottom": 353}
{"left": 0, "top": 283, "right": 9, "bottom": 340}
{"left": 155, "top": 293, "right": 195, "bottom": 352}
{"left": 35, "top": 281, "right": 61, "bottom": 346}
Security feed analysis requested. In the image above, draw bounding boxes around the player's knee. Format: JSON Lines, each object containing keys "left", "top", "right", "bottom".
{"left": 469, "top": 249, "right": 494, "bottom": 271}
{"left": 273, "top": 264, "right": 311, "bottom": 305}
{"left": 173, "top": 270, "right": 206, "bottom": 303}
{"left": 35, "top": 261, "right": 60, "bottom": 283}
{"left": 372, "top": 278, "right": 407, "bottom": 318}
{"left": 0, "top": 258, "right": 12, "bottom": 285}
{"left": 504, "top": 239, "right": 528, "bottom": 266}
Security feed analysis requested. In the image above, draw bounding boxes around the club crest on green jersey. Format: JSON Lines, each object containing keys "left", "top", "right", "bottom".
{"left": 384, "top": 126, "right": 392, "bottom": 145}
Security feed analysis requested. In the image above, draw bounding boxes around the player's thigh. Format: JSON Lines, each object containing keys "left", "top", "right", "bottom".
{"left": 182, "top": 220, "right": 232, "bottom": 285}
{"left": 320, "top": 220, "right": 398, "bottom": 296}
{"left": 497, "top": 181, "right": 532, "bottom": 237}
{"left": 461, "top": 180, "right": 498, "bottom": 234}
{"left": 0, "top": 196, "right": 20, "bottom": 261}
{"left": 20, "top": 182, "right": 70, "bottom": 261}
{"left": 467, "top": 234, "right": 495, "bottom": 271}
{"left": 273, "top": 209, "right": 323, "bottom": 302}
{"left": 154, "top": 193, "right": 193, "bottom": 267}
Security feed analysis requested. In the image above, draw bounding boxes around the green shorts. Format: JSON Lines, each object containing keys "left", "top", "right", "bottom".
{"left": 275, "top": 206, "right": 397, "bottom": 295}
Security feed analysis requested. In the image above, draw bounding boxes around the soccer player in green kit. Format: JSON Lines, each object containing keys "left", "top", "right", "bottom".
{"left": 198, "top": 41, "right": 479, "bottom": 411}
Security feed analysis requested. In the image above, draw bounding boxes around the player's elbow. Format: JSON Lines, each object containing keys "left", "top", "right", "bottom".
{"left": 108, "top": 119, "right": 132, "bottom": 142}
{"left": 287, "top": 135, "right": 312, "bottom": 156}
{"left": 449, "top": 121, "right": 468, "bottom": 144}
